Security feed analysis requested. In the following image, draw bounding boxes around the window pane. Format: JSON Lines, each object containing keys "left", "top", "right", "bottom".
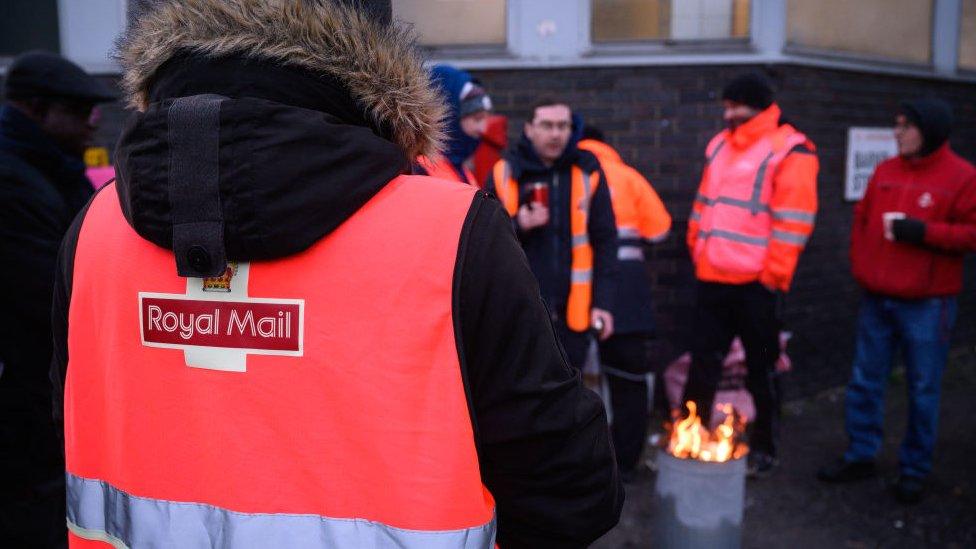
{"left": 787, "top": 0, "right": 933, "bottom": 64}
{"left": 393, "top": 0, "right": 506, "bottom": 47}
{"left": 592, "top": 0, "right": 750, "bottom": 43}
{"left": 961, "top": 0, "right": 976, "bottom": 70}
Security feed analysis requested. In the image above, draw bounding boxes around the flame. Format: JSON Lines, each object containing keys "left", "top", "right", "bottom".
{"left": 667, "top": 401, "right": 748, "bottom": 462}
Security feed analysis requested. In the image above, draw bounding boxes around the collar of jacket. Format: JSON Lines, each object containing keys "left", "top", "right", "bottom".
{"left": 512, "top": 134, "right": 594, "bottom": 176}
{"left": 899, "top": 142, "right": 952, "bottom": 170}
{"left": 727, "top": 103, "right": 782, "bottom": 150}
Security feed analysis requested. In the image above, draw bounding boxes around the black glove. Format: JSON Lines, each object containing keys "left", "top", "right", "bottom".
{"left": 892, "top": 217, "right": 926, "bottom": 244}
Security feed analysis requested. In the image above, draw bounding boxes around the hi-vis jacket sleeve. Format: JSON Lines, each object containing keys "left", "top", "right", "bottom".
{"left": 457, "top": 193, "right": 623, "bottom": 548}
{"left": 629, "top": 166, "right": 671, "bottom": 242}
{"left": 761, "top": 144, "right": 819, "bottom": 291}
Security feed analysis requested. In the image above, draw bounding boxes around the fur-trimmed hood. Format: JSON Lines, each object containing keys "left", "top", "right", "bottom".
{"left": 117, "top": 0, "right": 444, "bottom": 159}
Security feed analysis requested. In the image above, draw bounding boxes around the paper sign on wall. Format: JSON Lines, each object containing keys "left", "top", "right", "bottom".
{"left": 845, "top": 127, "right": 897, "bottom": 201}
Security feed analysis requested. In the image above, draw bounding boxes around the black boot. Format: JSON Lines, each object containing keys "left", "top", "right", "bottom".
{"left": 892, "top": 475, "right": 925, "bottom": 504}
{"left": 816, "top": 457, "right": 876, "bottom": 483}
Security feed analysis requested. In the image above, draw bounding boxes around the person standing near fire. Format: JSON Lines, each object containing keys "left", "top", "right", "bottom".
{"left": 579, "top": 125, "right": 671, "bottom": 481}
{"left": 49, "top": 1, "right": 622, "bottom": 547}
{"left": 684, "top": 73, "right": 819, "bottom": 476}
{"left": 818, "top": 98, "right": 976, "bottom": 504}
{"left": 486, "top": 98, "right": 619, "bottom": 371}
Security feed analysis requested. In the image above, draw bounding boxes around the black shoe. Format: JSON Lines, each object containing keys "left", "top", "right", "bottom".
{"left": 747, "top": 451, "right": 778, "bottom": 478}
{"left": 892, "top": 475, "right": 925, "bottom": 504}
{"left": 817, "top": 458, "right": 876, "bottom": 483}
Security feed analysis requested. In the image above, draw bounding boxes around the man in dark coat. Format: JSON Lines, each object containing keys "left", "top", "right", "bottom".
{"left": 0, "top": 51, "right": 116, "bottom": 546}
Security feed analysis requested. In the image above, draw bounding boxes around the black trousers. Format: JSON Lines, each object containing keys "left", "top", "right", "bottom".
{"left": 683, "top": 281, "right": 781, "bottom": 456}
{"left": 599, "top": 334, "right": 652, "bottom": 473}
{"left": 555, "top": 321, "right": 591, "bottom": 371}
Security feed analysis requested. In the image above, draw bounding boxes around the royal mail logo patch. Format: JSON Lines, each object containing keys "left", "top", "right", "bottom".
{"left": 917, "top": 192, "right": 934, "bottom": 209}
{"left": 139, "top": 262, "right": 304, "bottom": 372}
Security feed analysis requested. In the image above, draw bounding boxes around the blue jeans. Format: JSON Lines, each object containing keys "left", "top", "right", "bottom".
{"left": 843, "top": 293, "right": 957, "bottom": 478}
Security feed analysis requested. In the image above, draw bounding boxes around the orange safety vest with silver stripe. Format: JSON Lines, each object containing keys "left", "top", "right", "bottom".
{"left": 691, "top": 125, "right": 813, "bottom": 275}
{"left": 492, "top": 159, "right": 600, "bottom": 332}
{"left": 417, "top": 154, "right": 478, "bottom": 186}
{"left": 63, "top": 176, "right": 496, "bottom": 548}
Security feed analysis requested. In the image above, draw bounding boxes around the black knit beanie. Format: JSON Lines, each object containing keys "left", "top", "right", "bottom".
{"left": 722, "top": 73, "right": 774, "bottom": 110}
{"left": 899, "top": 98, "right": 952, "bottom": 156}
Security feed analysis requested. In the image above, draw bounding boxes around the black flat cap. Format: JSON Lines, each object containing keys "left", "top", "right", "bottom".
{"left": 3, "top": 51, "right": 118, "bottom": 103}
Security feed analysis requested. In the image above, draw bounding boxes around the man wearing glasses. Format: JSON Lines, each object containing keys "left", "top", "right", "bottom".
{"left": 487, "top": 98, "right": 619, "bottom": 371}
{"left": 0, "top": 51, "right": 116, "bottom": 546}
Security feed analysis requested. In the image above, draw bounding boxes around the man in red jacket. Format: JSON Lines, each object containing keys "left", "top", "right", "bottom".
{"left": 818, "top": 98, "right": 976, "bottom": 504}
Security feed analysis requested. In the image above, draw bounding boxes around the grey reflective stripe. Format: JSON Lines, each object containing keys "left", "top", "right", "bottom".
{"left": 618, "top": 245, "right": 645, "bottom": 261}
{"left": 771, "top": 229, "right": 810, "bottom": 245}
{"left": 749, "top": 151, "right": 775, "bottom": 215}
{"left": 572, "top": 234, "right": 589, "bottom": 247}
{"left": 695, "top": 193, "right": 714, "bottom": 206}
{"left": 689, "top": 211, "right": 702, "bottom": 222}
{"left": 699, "top": 230, "right": 768, "bottom": 246}
{"left": 66, "top": 473, "right": 496, "bottom": 549}
{"left": 772, "top": 209, "right": 816, "bottom": 224}
{"left": 705, "top": 139, "right": 726, "bottom": 165}
{"left": 696, "top": 195, "right": 771, "bottom": 214}
{"left": 571, "top": 269, "right": 593, "bottom": 284}
{"left": 580, "top": 170, "right": 593, "bottom": 214}
{"left": 618, "top": 227, "right": 641, "bottom": 239}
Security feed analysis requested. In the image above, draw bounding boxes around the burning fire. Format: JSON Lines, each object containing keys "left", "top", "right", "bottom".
{"left": 667, "top": 401, "right": 748, "bottom": 462}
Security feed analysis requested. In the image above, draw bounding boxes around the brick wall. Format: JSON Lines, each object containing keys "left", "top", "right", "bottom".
{"left": 77, "top": 64, "right": 976, "bottom": 399}
{"left": 474, "top": 64, "right": 976, "bottom": 399}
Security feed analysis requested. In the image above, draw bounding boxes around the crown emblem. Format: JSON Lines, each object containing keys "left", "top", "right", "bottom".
{"left": 202, "top": 262, "right": 238, "bottom": 292}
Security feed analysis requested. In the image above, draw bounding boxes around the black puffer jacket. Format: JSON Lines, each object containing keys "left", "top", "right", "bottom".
{"left": 0, "top": 104, "right": 92, "bottom": 493}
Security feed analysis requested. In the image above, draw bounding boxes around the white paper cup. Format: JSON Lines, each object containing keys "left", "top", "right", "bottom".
{"left": 883, "top": 212, "right": 906, "bottom": 241}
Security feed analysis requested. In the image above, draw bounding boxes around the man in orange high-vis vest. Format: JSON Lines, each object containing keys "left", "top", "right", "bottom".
{"left": 486, "top": 99, "right": 619, "bottom": 371}
{"left": 48, "top": 2, "right": 622, "bottom": 547}
{"left": 579, "top": 126, "right": 671, "bottom": 482}
{"left": 414, "top": 65, "right": 492, "bottom": 186}
{"left": 684, "top": 73, "right": 819, "bottom": 476}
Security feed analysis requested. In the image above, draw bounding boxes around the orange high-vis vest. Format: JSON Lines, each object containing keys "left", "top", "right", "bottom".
{"left": 691, "top": 124, "right": 814, "bottom": 279}
{"left": 491, "top": 160, "right": 600, "bottom": 332}
{"left": 63, "top": 176, "right": 496, "bottom": 548}
{"left": 417, "top": 154, "right": 477, "bottom": 186}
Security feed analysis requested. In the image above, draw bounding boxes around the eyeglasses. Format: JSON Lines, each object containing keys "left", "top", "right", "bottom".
{"left": 533, "top": 120, "right": 571, "bottom": 132}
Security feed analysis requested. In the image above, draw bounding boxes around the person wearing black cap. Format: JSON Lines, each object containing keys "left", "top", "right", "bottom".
{"left": 818, "top": 98, "right": 976, "bottom": 504}
{"left": 685, "top": 72, "right": 819, "bottom": 476}
{"left": 0, "top": 50, "right": 116, "bottom": 547}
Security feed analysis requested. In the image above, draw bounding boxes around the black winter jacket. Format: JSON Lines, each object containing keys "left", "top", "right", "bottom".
{"left": 486, "top": 134, "right": 619, "bottom": 325}
{"left": 0, "top": 105, "right": 92, "bottom": 493}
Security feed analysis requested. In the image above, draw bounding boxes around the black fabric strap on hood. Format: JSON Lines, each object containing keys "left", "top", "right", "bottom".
{"left": 168, "top": 94, "right": 227, "bottom": 278}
